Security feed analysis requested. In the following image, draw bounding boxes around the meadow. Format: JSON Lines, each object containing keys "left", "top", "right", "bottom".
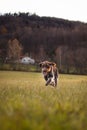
{"left": 0, "top": 71, "right": 87, "bottom": 130}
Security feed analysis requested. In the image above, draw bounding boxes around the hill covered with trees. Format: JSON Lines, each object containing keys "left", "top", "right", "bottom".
{"left": 0, "top": 12, "right": 87, "bottom": 74}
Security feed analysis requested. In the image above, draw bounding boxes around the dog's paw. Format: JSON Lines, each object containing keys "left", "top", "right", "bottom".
{"left": 49, "top": 81, "right": 55, "bottom": 86}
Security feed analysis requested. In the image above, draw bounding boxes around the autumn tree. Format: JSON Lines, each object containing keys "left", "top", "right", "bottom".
{"left": 7, "top": 38, "right": 22, "bottom": 60}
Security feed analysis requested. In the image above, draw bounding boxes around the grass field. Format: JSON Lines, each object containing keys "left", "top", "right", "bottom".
{"left": 0, "top": 71, "right": 87, "bottom": 130}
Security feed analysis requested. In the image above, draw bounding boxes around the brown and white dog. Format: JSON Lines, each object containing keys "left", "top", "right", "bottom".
{"left": 39, "top": 61, "right": 58, "bottom": 87}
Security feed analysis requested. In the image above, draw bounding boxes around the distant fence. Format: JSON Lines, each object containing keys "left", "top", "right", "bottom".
{"left": 0, "top": 63, "right": 41, "bottom": 72}
{"left": 0, "top": 63, "right": 87, "bottom": 75}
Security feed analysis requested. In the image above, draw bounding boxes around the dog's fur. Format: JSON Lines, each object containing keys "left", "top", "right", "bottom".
{"left": 39, "top": 61, "right": 58, "bottom": 87}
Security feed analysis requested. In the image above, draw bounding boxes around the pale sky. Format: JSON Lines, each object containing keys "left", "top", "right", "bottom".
{"left": 0, "top": 0, "right": 87, "bottom": 23}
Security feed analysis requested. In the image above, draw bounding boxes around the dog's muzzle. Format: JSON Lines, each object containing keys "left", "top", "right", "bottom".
{"left": 42, "top": 70, "right": 48, "bottom": 76}
{"left": 42, "top": 67, "right": 51, "bottom": 76}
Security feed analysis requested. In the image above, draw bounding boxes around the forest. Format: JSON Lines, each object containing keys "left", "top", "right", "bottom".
{"left": 0, "top": 12, "right": 87, "bottom": 74}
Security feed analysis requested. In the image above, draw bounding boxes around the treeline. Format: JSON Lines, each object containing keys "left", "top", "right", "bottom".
{"left": 0, "top": 12, "right": 87, "bottom": 74}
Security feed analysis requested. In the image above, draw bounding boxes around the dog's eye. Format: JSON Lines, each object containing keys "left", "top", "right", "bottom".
{"left": 42, "top": 65, "right": 44, "bottom": 67}
{"left": 46, "top": 64, "right": 50, "bottom": 68}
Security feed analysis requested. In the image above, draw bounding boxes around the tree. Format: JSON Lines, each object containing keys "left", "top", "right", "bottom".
{"left": 7, "top": 38, "right": 22, "bottom": 60}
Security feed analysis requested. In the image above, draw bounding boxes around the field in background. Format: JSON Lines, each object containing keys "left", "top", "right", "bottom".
{"left": 0, "top": 71, "right": 87, "bottom": 130}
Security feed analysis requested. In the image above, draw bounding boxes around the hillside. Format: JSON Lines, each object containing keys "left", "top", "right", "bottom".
{"left": 0, "top": 13, "right": 87, "bottom": 74}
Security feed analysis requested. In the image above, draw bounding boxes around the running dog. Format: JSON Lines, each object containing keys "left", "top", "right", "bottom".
{"left": 39, "top": 61, "right": 58, "bottom": 87}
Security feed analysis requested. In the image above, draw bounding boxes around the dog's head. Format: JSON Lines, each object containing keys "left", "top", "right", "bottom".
{"left": 39, "top": 61, "right": 56, "bottom": 76}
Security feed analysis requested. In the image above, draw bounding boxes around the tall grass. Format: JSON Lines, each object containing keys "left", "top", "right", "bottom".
{"left": 0, "top": 71, "right": 87, "bottom": 130}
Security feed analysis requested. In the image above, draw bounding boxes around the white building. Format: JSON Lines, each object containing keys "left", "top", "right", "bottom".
{"left": 21, "top": 57, "right": 35, "bottom": 64}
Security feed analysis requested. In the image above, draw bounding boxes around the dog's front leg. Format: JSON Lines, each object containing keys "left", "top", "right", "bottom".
{"left": 44, "top": 76, "right": 51, "bottom": 86}
{"left": 45, "top": 78, "right": 51, "bottom": 86}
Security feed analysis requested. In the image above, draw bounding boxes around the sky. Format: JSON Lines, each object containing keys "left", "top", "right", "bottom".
{"left": 0, "top": 0, "right": 87, "bottom": 23}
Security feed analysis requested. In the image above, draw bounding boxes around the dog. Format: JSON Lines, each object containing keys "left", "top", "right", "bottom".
{"left": 39, "top": 61, "right": 58, "bottom": 87}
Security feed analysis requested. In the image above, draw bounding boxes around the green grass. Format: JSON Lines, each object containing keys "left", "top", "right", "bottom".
{"left": 0, "top": 71, "right": 87, "bottom": 130}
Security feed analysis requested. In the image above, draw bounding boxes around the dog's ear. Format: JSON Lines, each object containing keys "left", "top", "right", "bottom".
{"left": 39, "top": 62, "right": 43, "bottom": 67}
